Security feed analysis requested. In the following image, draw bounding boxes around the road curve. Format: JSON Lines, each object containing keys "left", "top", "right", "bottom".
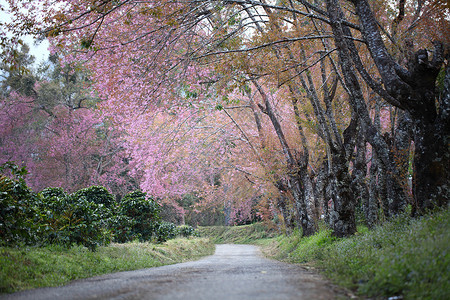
{"left": 2, "top": 244, "right": 345, "bottom": 300}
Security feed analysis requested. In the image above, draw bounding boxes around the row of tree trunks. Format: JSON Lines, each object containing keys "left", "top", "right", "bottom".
{"left": 253, "top": 0, "right": 446, "bottom": 237}
{"left": 218, "top": 0, "right": 446, "bottom": 236}
{"left": 350, "top": 0, "right": 449, "bottom": 215}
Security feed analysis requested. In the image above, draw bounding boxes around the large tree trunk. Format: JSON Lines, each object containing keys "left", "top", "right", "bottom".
{"left": 367, "top": 147, "right": 380, "bottom": 228}
{"left": 351, "top": 0, "right": 449, "bottom": 213}
{"left": 412, "top": 117, "right": 449, "bottom": 213}
{"left": 329, "top": 151, "right": 357, "bottom": 237}
{"left": 386, "top": 110, "right": 412, "bottom": 216}
{"left": 352, "top": 126, "right": 370, "bottom": 223}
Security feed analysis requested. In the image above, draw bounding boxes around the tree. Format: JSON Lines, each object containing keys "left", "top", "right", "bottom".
{"left": 344, "top": 0, "right": 448, "bottom": 214}
{"left": 0, "top": 43, "right": 131, "bottom": 194}
{"left": 4, "top": 0, "right": 448, "bottom": 235}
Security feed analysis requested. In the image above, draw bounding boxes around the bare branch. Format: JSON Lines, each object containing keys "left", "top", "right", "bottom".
{"left": 192, "top": 35, "right": 334, "bottom": 59}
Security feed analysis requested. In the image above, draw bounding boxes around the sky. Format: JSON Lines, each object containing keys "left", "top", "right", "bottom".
{"left": 1, "top": 0, "right": 51, "bottom": 66}
{"left": 22, "top": 36, "right": 50, "bottom": 66}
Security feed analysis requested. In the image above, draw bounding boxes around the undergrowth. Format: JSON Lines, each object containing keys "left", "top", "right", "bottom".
{"left": 198, "top": 222, "right": 277, "bottom": 244}
{"left": 265, "top": 208, "right": 450, "bottom": 300}
{"left": 0, "top": 237, "right": 214, "bottom": 294}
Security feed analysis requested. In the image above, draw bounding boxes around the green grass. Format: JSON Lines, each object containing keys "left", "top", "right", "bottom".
{"left": 0, "top": 237, "right": 214, "bottom": 294}
{"left": 264, "top": 208, "right": 450, "bottom": 300}
{"left": 198, "top": 222, "right": 277, "bottom": 244}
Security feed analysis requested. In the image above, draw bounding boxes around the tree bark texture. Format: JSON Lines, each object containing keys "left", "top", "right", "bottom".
{"left": 351, "top": 0, "right": 449, "bottom": 213}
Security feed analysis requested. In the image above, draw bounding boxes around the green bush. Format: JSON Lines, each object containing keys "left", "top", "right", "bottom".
{"left": 178, "top": 225, "right": 200, "bottom": 238}
{"left": 63, "top": 195, "right": 111, "bottom": 250}
{"left": 39, "top": 187, "right": 69, "bottom": 215}
{"left": 115, "top": 190, "right": 161, "bottom": 242}
{"left": 155, "top": 222, "right": 178, "bottom": 242}
{"left": 39, "top": 192, "right": 111, "bottom": 250}
{"left": 72, "top": 186, "right": 116, "bottom": 209}
{"left": 0, "top": 162, "right": 40, "bottom": 246}
{"left": 0, "top": 164, "right": 114, "bottom": 250}
{"left": 108, "top": 214, "right": 138, "bottom": 243}
{"left": 0, "top": 164, "right": 180, "bottom": 249}
{"left": 40, "top": 187, "right": 67, "bottom": 200}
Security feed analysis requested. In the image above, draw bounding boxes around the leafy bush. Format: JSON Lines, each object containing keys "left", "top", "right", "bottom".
{"left": 115, "top": 190, "right": 161, "bottom": 242}
{"left": 40, "top": 187, "right": 67, "bottom": 200}
{"left": 178, "top": 225, "right": 200, "bottom": 238}
{"left": 72, "top": 186, "right": 116, "bottom": 209}
{"left": 38, "top": 193, "right": 111, "bottom": 250}
{"left": 108, "top": 214, "right": 138, "bottom": 243}
{"left": 0, "top": 164, "right": 181, "bottom": 249}
{"left": 0, "top": 162, "right": 40, "bottom": 245}
{"left": 56, "top": 195, "right": 110, "bottom": 250}
{"left": 0, "top": 164, "right": 113, "bottom": 250}
{"left": 155, "top": 222, "right": 178, "bottom": 242}
{"left": 39, "top": 187, "right": 69, "bottom": 215}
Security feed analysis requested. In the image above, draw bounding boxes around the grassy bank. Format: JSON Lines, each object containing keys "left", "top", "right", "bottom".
{"left": 0, "top": 237, "right": 214, "bottom": 294}
{"left": 264, "top": 208, "right": 450, "bottom": 299}
{"left": 198, "top": 209, "right": 449, "bottom": 299}
{"left": 198, "top": 222, "right": 277, "bottom": 244}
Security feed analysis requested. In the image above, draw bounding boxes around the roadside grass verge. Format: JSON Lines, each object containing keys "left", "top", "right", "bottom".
{"left": 263, "top": 208, "right": 450, "bottom": 299}
{"left": 0, "top": 237, "right": 214, "bottom": 294}
{"left": 198, "top": 222, "right": 277, "bottom": 244}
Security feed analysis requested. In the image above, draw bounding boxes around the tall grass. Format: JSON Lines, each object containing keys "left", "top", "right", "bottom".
{"left": 265, "top": 208, "right": 450, "bottom": 299}
{"left": 198, "top": 222, "right": 277, "bottom": 244}
{"left": 0, "top": 237, "right": 214, "bottom": 294}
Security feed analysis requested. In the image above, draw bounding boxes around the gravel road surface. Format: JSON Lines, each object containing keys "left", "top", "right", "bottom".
{"left": 2, "top": 244, "right": 346, "bottom": 300}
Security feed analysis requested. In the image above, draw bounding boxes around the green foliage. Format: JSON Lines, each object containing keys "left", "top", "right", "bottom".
{"left": 0, "top": 238, "right": 214, "bottom": 294}
{"left": 38, "top": 189, "right": 111, "bottom": 250}
{"left": 57, "top": 195, "right": 111, "bottom": 250}
{"left": 114, "top": 190, "right": 161, "bottom": 242}
{"left": 198, "top": 222, "right": 277, "bottom": 244}
{"left": 0, "top": 161, "right": 29, "bottom": 178}
{"left": 80, "top": 38, "right": 93, "bottom": 49}
{"left": 0, "top": 164, "right": 181, "bottom": 249}
{"left": 72, "top": 186, "right": 116, "bottom": 209}
{"left": 268, "top": 209, "right": 450, "bottom": 300}
{"left": 1, "top": 45, "right": 36, "bottom": 96}
{"left": 0, "top": 162, "right": 40, "bottom": 246}
{"left": 177, "top": 225, "right": 200, "bottom": 238}
{"left": 0, "top": 164, "right": 113, "bottom": 250}
{"left": 108, "top": 214, "right": 138, "bottom": 243}
{"left": 155, "top": 221, "right": 178, "bottom": 242}
{"left": 40, "top": 187, "right": 67, "bottom": 200}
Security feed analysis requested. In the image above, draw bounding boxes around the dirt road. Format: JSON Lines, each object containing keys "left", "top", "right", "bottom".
{"left": 2, "top": 244, "right": 347, "bottom": 300}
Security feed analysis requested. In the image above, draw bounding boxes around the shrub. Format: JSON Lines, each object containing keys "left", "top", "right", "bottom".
{"left": 0, "top": 162, "right": 40, "bottom": 245}
{"left": 72, "top": 186, "right": 116, "bottom": 209}
{"left": 62, "top": 195, "right": 111, "bottom": 250}
{"left": 0, "top": 164, "right": 180, "bottom": 249}
{"left": 39, "top": 187, "right": 69, "bottom": 215}
{"left": 116, "top": 190, "right": 161, "bottom": 242}
{"left": 1, "top": 163, "right": 119, "bottom": 250}
{"left": 155, "top": 222, "right": 178, "bottom": 242}
{"left": 40, "top": 187, "right": 67, "bottom": 200}
{"left": 108, "top": 214, "right": 138, "bottom": 243}
{"left": 39, "top": 192, "right": 111, "bottom": 250}
{"left": 178, "top": 225, "right": 200, "bottom": 238}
